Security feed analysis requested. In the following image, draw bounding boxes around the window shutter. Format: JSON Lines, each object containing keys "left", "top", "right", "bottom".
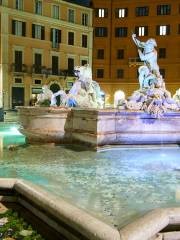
{"left": 58, "top": 30, "right": 61, "bottom": 43}
{"left": 135, "top": 27, "right": 138, "bottom": 35}
{"left": 32, "top": 24, "right": 35, "bottom": 38}
{"left": 125, "top": 8, "right": 128, "bottom": 17}
{"left": 156, "top": 25, "right": 159, "bottom": 35}
{"left": 115, "top": 8, "right": 118, "bottom": 18}
{"left": 22, "top": 22, "right": 26, "bottom": 37}
{"left": 50, "top": 28, "right": 53, "bottom": 42}
{"left": 167, "top": 25, "right": 170, "bottom": 35}
{"left": 12, "top": 20, "right": 16, "bottom": 35}
{"left": 41, "top": 26, "right": 45, "bottom": 40}
{"left": 145, "top": 26, "right": 148, "bottom": 36}
{"left": 95, "top": 9, "right": 98, "bottom": 17}
{"left": 105, "top": 8, "right": 108, "bottom": 17}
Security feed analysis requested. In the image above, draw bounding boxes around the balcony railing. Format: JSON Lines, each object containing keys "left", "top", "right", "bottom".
{"left": 52, "top": 42, "right": 59, "bottom": 49}
{"left": 128, "top": 57, "right": 143, "bottom": 67}
{"left": 31, "top": 65, "right": 47, "bottom": 75}
{"left": 11, "top": 63, "right": 28, "bottom": 73}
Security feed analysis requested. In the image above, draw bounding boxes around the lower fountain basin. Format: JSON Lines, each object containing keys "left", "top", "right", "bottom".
{"left": 17, "top": 107, "right": 180, "bottom": 146}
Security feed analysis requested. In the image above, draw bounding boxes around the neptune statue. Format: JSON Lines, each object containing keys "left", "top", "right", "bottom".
{"left": 123, "top": 33, "right": 179, "bottom": 117}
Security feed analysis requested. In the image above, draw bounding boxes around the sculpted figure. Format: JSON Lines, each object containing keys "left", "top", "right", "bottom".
{"left": 138, "top": 65, "right": 157, "bottom": 89}
{"left": 132, "top": 33, "right": 160, "bottom": 77}
{"left": 36, "top": 85, "right": 53, "bottom": 105}
{"left": 50, "top": 65, "right": 104, "bottom": 108}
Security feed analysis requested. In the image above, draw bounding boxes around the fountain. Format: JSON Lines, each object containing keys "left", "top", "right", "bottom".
{"left": 18, "top": 34, "right": 180, "bottom": 146}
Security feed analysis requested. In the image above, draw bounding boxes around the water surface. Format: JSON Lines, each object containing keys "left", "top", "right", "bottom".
{"left": 0, "top": 123, "right": 180, "bottom": 228}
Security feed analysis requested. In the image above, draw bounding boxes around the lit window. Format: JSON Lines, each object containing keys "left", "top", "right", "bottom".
{"left": 95, "top": 8, "right": 108, "bottom": 18}
{"left": 52, "top": 5, "right": 59, "bottom": 19}
{"left": 115, "top": 8, "right": 128, "bottom": 18}
{"left": 157, "top": 25, "right": 170, "bottom": 36}
{"left": 135, "top": 26, "right": 148, "bottom": 36}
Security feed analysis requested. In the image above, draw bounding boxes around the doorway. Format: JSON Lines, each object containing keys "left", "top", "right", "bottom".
{"left": 12, "top": 87, "right": 24, "bottom": 109}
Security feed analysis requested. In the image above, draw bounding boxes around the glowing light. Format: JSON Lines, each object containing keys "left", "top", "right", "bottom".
{"left": 114, "top": 90, "right": 125, "bottom": 108}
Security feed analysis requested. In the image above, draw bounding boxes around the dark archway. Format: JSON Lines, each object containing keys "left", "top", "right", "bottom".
{"left": 50, "top": 83, "right": 61, "bottom": 106}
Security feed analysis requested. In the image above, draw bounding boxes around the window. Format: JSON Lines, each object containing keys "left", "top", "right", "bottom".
{"left": 82, "top": 13, "right": 88, "bottom": 26}
{"left": 95, "top": 8, "right": 108, "bottom": 18}
{"left": 115, "top": 8, "right": 128, "bottom": 18}
{"left": 52, "top": 56, "right": 59, "bottom": 75}
{"left": 97, "top": 49, "right": 104, "bottom": 59}
{"left": 95, "top": 27, "right": 108, "bottom": 37}
{"left": 15, "top": 0, "right": 23, "bottom": 10}
{"left": 15, "top": 78, "right": 22, "bottom": 84}
{"left": 135, "top": 26, "right": 148, "bottom": 36}
{"left": 160, "top": 69, "right": 165, "bottom": 78}
{"left": 97, "top": 69, "right": 104, "bottom": 78}
{"left": 136, "top": 6, "right": 149, "bottom": 16}
{"left": 81, "top": 60, "right": 88, "bottom": 66}
{"left": 157, "top": 5, "right": 171, "bottom": 15}
{"left": 117, "top": 69, "right": 124, "bottom": 79}
{"left": 68, "top": 58, "right": 74, "bottom": 75}
{"left": 35, "top": 0, "right": 42, "bottom": 15}
{"left": 51, "top": 28, "right": 61, "bottom": 48}
{"left": 34, "top": 53, "right": 42, "bottom": 74}
{"left": 12, "top": 20, "right": 26, "bottom": 36}
{"left": 32, "top": 24, "right": 45, "bottom": 40}
{"left": 117, "top": 49, "right": 124, "bottom": 59}
{"left": 34, "top": 79, "right": 41, "bottom": 84}
{"left": 159, "top": 48, "right": 166, "bottom": 58}
{"left": 68, "top": 32, "right": 74, "bottom": 45}
{"left": 14, "top": 50, "right": 22, "bottom": 72}
{"left": 68, "top": 9, "right": 75, "bottom": 23}
{"left": 82, "top": 35, "right": 87, "bottom": 48}
{"left": 52, "top": 5, "right": 59, "bottom": 19}
{"left": 156, "top": 25, "right": 170, "bottom": 36}
{"left": 115, "top": 27, "right": 128, "bottom": 37}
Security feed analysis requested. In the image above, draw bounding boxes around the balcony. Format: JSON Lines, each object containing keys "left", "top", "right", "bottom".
{"left": 11, "top": 63, "right": 28, "bottom": 74}
{"left": 128, "top": 57, "right": 143, "bottom": 67}
{"left": 31, "top": 65, "right": 47, "bottom": 75}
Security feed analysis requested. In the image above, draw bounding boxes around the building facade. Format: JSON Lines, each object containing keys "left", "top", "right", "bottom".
{"left": 0, "top": 0, "right": 93, "bottom": 109}
{"left": 91, "top": 0, "right": 180, "bottom": 103}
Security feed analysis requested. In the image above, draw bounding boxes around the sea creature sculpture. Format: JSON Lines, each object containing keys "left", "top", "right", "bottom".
{"left": 50, "top": 65, "right": 104, "bottom": 108}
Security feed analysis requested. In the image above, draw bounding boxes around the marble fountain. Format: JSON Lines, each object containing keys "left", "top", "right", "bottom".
{"left": 15, "top": 34, "right": 180, "bottom": 239}
{"left": 18, "top": 35, "right": 180, "bottom": 147}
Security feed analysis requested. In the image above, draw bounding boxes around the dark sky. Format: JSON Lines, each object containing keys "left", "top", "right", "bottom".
{"left": 67, "top": 0, "right": 90, "bottom": 7}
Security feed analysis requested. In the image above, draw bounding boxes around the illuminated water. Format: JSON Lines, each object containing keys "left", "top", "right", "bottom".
{"left": 0, "top": 123, "right": 180, "bottom": 228}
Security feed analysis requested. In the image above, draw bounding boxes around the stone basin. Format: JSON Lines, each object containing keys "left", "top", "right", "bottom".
{"left": 17, "top": 107, "right": 180, "bottom": 146}
{"left": 1, "top": 178, "right": 180, "bottom": 240}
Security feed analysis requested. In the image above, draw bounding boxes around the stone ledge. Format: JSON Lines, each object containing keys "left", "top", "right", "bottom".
{"left": 0, "top": 178, "right": 120, "bottom": 240}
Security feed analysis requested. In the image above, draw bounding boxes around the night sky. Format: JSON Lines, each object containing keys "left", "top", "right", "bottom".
{"left": 67, "top": 0, "right": 90, "bottom": 7}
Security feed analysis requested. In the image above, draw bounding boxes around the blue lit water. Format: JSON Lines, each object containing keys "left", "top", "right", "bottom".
{"left": 0, "top": 123, "right": 180, "bottom": 228}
